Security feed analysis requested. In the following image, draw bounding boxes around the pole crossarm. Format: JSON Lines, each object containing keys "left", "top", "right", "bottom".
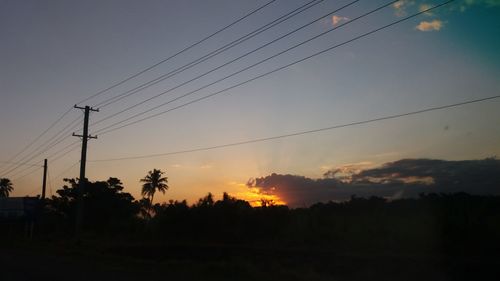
{"left": 74, "top": 105, "right": 99, "bottom": 112}
{"left": 72, "top": 133, "right": 98, "bottom": 139}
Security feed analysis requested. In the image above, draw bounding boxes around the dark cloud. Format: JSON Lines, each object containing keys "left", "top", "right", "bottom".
{"left": 249, "top": 158, "right": 500, "bottom": 207}
{"left": 249, "top": 174, "right": 341, "bottom": 207}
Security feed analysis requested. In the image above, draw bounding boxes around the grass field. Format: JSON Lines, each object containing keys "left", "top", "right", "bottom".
{"left": 3, "top": 239, "right": 499, "bottom": 281}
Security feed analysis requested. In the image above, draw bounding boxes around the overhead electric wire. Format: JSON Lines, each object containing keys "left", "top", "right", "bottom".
{"left": 76, "top": 0, "right": 278, "bottom": 106}
{"left": 0, "top": 107, "right": 74, "bottom": 174}
{"left": 54, "top": 161, "right": 80, "bottom": 181}
{"left": 3, "top": 0, "right": 277, "bottom": 177}
{"left": 11, "top": 144, "right": 80, "bottom": 185}
{"left": 12, "top": 166, "right": 43, "bottom": 184}
{"left": 0, "top": 113, "right": 82, "bottom": 176}
{"left": 91, "top": 0, "right": 356, "bottom": 128}
{"left": 94, "top": 0, "right": 423, "bottom": 136}
{"left": 0, "top": 161, "right": 42, "bottom": 168}
{"left": 93, "top": 0, "right": 327, "bottom": 109}
{"left": 90, "top": 94, "right": 500, "bottom": 162}
{"left": 2, "top": 123, "right": 81, "bottom": 177}
{"left": 9, "top": 141, "right": 81, "bottom": 180}
{"left": 50, "top": 143, "right": 81, "bottom": 163}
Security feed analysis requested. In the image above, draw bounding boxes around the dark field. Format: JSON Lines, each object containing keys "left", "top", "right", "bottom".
{"left": 3, "top": 192, "right": 500, "bottom": 280}
{"left": 3, "top": 240, "right": 500, "bottom": 281}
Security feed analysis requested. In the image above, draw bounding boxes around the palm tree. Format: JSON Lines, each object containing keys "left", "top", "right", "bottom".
{"left": 140, "top": 169, "right": 168, "bottom": 206}
{"left": 0, "top": 178, "right": 14, "bottom": 198}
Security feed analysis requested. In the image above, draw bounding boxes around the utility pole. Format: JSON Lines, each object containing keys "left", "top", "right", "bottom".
{"left": 41, "top": 159, "right": 47, "bottom": 200}
{"left": 73, "top": 105, "right": 98, "bottom": 237}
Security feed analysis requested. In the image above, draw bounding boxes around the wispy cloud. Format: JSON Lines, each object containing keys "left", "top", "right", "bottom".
{"left": 462, "top": 0, "right": 500, "bottom": 6}
{"left": 331, "top": 15, "right": 349, "bottom": 26}
{"left": 415, "top": 20, "right": 444, "bottom": 31}
{"left": 419, "top": 3, "right": 434, "bottom": 16}
{"left": 393, "top": 0, "right": 415, "bottom": 17}
{"left": 456, "top": 0, "right": 500, "bottom": 12}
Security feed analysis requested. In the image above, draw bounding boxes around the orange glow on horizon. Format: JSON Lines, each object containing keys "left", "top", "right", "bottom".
{"left": 233, "top": 187, "right": 286, "bottom": 207}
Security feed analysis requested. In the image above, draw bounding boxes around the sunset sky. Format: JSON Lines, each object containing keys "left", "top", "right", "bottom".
{"left": 1, "top": 0, "right": 499, "bottom": 205}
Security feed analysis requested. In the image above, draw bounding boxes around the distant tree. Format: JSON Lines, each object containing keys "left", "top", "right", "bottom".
{"left": 107, "top": 177, "right": 124, "bottom": 191}
{"left": 140, "top": 169, "right": 169, "bottom": 206}
{"left": 48, "top": 177, "right": 139, "bottom": 230}
{"left": 196, "top": 192, "right": 214, "bottom": 208}
{"left": 260, "top": 198, "right": 275, "bottom": 208}
{"left": 0, "top": 178, "right": 13, "bottom": 197}
{"left": 138, "top": 198, "right": 153, "bottom": 219}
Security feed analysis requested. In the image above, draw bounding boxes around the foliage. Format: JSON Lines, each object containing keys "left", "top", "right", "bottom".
{"left": 140, "top": 169, "right": 168, "bottom": 205}
{"left": 46, "top": 177, "right": 140, "bottom": 232}
{"left": 0, "top": 178, "right": 13, "bottom": 197}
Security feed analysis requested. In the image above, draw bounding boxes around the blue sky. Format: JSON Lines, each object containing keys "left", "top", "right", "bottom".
{"left": 1, "top": 0, "right": 499, "bottom": 204}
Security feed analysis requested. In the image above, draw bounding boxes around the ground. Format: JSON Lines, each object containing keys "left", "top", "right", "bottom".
{"left": 2, "top": 241, "right": 499, "bottom": 281}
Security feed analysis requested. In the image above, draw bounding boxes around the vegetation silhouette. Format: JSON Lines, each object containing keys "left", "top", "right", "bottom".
{"left": 0, "top": 178, "right": 13, "bottom": 197}
{"left": 2, "top": 159, "right": 500, "bottom": 280}
{"left": 140, "top": 169, "right": 168, "bottom": 206}
{"left": 43, "top": 177, "right": 140, "bottom": 234}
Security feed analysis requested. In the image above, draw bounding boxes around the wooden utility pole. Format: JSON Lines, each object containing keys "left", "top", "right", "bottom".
{"left": 73, "top": 105, "right": 98, "bottom": 237}
{"left": 41, "top": 159, "right": 47, "bottom": 200}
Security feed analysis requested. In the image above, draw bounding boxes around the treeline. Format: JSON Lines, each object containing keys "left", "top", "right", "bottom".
{"left": 2, "top": 177, "right": 486, "bottom": 256}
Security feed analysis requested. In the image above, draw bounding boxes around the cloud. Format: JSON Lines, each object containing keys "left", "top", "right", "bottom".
{"left": 331, "top": 15, "right": 349, "bottom": 26}
{"left": 415, "top": 20, "right": 444, "bottom": 31}
{"left": 249, "top": 158, "right": 500, "bottom": 207}
{"left": 463, "top": 0, "right": 500, "bottom": 6}
{"left": 393, "top": 0, "right": 415, "bottom": 17}
{"left": 323, "top": 161, "right": 374, "bottom": 183}
{"left": 419, "top": 3, "right": 434, "bottom": 15}
{"left": 248, "top": 173, "right": 341, "bottom": 207}
{"left": 455, "top": 0, "right": 500, "bottom": 12}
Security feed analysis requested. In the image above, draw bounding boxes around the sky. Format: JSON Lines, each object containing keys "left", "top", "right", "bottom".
{"left": 1, "top": 0, "right": 499, "bottom": 205}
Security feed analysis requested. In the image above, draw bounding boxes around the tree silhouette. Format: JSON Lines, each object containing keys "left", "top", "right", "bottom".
{"left": 49, "top": 177, "right": 139, "bottom": 231}
{"left": 0, "top": 178, "right": 13, "bottom": 197}
{"left": 140, "top": 169, "right": 169, "bottom": 206}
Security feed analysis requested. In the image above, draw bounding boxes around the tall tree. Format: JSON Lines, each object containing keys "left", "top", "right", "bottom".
{"left": 0, "top": 178, "right": 14, "bottom": 197}
{"left": 140, "top": 169, "right": 169, "bottom": 206}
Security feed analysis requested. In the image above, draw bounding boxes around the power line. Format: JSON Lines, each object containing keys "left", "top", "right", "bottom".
{"left": 92, "top": 0, "right": 392, "bottom": 134}
{"left": 54, "top": 161, "right": 80, "bottom": 181}
{"left": 11, "top": 143, "right": 80, "bottom": 184}
{"left": 4, "top": 1, "right": 277, "bottom": 175}
{"left": 93, "top": 0, "right": 328, "bottom": 109}
{"left": 76, "top": 0, "right": 278, "bottom": 106}
{"left": 0, "top": 108, "right": 74, "bottom": 174}
{"left": 3, "top": 1, "right": 277, "bottom": 177}
{"left": 0, "top": 161, "right": 42, "bottom": 168}
{"left": 95, "top": 0, "right": 452, "bottom": 136}
{"left": 0, "top": 114, "right": 82, "bottom": 176}
{"left": 2, "top": 135, "right": 80, "bottom": 177}
{"left": 8, "top": 141, "right": 81, "bottom": 180}
{"left": 3, "top": 0, "right": 280, "bottom": 178}
{"left": 51, "top": 143, "right": 82, "bottom": 163}
{"left": 12, "top": 166, "right": 43, "bottom": 184}
{"left": 89, "top": 93, "right": 499, "bottom": 162}
{"left": 91, "top": 0, "right": 355, "bottom": 127}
